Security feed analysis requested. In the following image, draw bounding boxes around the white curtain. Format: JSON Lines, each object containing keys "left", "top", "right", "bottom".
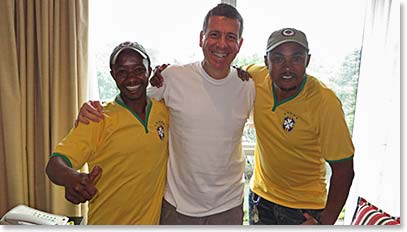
{"left": 344, "top": 0, "right": 400, "bottom": 224}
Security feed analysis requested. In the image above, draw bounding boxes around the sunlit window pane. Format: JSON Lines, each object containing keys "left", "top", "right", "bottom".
{"left": 89, "top": 0, "right": 220, "bottom": 101}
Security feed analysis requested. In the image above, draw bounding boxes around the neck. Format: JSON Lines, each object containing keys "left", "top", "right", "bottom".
{"left": 120, "top": 94, "right": 147, "bottom": 116}
{"left": 201, "top": 61, "right": 230, "bottom": 80}
{"left": 275, "top": 88, "right": 297, "bottom": 102}
{"left": 274, "top": 74, "right": 307, "bottom": 102}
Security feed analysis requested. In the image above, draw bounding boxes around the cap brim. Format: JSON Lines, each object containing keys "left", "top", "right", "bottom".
{"left": 266, "top": 39, "right": 309, "bottom": 52}
{"left": 111, "top": 46, "right": 148, "bottom": 65}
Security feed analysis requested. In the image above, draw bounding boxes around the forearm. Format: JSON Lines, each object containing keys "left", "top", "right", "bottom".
{"left": 320, "top": 163, "right": 354, "bottom": 224}
{"left": 46, "top": 156, "right": 77, "bottom": 187}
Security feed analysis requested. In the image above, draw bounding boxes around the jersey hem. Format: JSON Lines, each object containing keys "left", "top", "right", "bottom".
{"left": 251, "top": 188, "right": 326, "bottom": 210}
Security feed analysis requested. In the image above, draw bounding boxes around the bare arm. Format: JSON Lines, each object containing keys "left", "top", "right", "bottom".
{"left": 321, "top": 158, "right": 354, "bottom": 224}
{"left": 303, "top": 158, "right": 354, "bottom": 225}
{"left": 46, "top": 156, "right": 102, "bottom": 204}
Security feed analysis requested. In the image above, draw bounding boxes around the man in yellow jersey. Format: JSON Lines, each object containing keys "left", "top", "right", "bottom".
{"left": 246, "top": 28, "right": 355, "bottom": 225}
{"left": 45, "top": 41, "right": 169, "bottom": 224}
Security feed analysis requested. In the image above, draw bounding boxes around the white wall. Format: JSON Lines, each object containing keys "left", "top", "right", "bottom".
{"left": 344, "top": 0, "right": 400, "bottom": 224}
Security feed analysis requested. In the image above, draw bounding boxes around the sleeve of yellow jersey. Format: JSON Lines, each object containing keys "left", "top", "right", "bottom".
{"left": 318, "top": 91, "right": 355, "bottom": 162}
{"left": 244, "top": 64, "right": 269, "bottom": 84}
{"left": 52, "top": 119, "right": 105, "bottom": 170}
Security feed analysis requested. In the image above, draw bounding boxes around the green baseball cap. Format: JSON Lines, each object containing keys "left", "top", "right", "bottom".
{"left": 110, "top": 41, "right": 150, "bottom": 69}
{"left": 266, "top": 28, "right": 309, "bottom": 52}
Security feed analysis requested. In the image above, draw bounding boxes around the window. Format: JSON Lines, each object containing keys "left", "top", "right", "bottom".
{"left": 89, "top": 0, "right": 219, "bottom": 101}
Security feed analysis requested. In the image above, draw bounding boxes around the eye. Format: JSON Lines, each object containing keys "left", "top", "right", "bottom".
{"left": 116, "top": 70, "right": 128, "bottom": 78}
{"left": 134, "top": 66, "right": 147, "bottom": 75}
{"left": 292, "top": 55, "right": 304, "bottom": 63}
{"left": 208, "top": 31, "right": 220, "bottom": 39}
{"left": 226, "top": 34, "right": 238, "bottom": 42}
{"left": 272, "top": 56, "right": 284, "bottom": 64}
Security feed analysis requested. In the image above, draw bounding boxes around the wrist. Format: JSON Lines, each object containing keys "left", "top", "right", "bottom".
{"left": 315, "top": 214, "right": 322, "bottom": 225}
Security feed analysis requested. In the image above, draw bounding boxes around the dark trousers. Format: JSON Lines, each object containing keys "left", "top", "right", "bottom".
{"left": 248, "top": 190, "right": 322, "bottom": 225}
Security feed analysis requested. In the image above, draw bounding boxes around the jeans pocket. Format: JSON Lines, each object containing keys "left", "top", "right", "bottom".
{"left": 302, "top": 209, "right": 322, "bottom": 223}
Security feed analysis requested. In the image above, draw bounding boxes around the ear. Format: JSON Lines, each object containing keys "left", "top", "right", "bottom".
{"left": 147, "top": 66, "right": 152, "bottom": 77}
{"left": 199, "top": 31, "right": 204, "bottom": 48}
{"left": 237, "top": 38, "right": 244, "bottom": 52}
{"left": 305, "top": 54, "right": 311, "bottom": 67}
{"left": 264, "top": 54, "right": 269, "bottom": 67}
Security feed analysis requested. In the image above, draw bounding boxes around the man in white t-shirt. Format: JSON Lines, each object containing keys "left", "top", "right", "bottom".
{"left": 77, "top": 3, "right": 254, "bottom": 225}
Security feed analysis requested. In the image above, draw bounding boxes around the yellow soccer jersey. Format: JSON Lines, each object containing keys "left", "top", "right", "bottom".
{"left": 51, "top": 96, "right": 168, "bottom": 224}
{"left": 247, "top": 64, "right": 354, "bottom": 209}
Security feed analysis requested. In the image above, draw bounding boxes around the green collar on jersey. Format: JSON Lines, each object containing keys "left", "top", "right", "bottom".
{"left": 115, "top": 95, "right": 152, "bottom": 133}
{"left": 272, "top": 74, "right": 307, "bottom": 112}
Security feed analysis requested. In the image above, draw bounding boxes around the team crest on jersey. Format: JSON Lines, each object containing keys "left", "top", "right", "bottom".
{"left": 154, "top": 120, "right": 166, "bottom": 140}
{"left": 282, "top": 112, "right": 298, "bottom": 132}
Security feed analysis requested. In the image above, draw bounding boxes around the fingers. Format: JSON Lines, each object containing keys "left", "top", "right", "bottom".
{"left": 90, "top": 100, "right": 104, "bottom": 113}
{"left": 150, "top": 64, "right": 170, "bottom": 88}
{"left": 302, "top": 212, "right": 318, "bottom": 225}
{"left": 88, "top": 165, "right": 102, "bottom": 184}
{"left": 65, "top": 171, "right": 100, "bottom": 204}
{"left": 83, "top": 166, "right": 102, "bottom": 198}
{"left": 77, "top": 101, "right": 104, "bottom": 125}
{"left": 234, "top": 65, "right": 251, "bottom": 81}
{"left": 150, "top": 75, "right": 161, "bottom": 88}
{"left": 65, "top": 184, "right": 92, "bottom": 204}
{"left": 77, "top": 114, "right": 91, "bottom": 125}
{"left": 86, "top": 101, "right": 104, "bottom": 118}
{"left": 65, "top": 188, "right": 84, "bottom": 204}
{"left": 160, "top": 63, "right": 170, "bottom": 70}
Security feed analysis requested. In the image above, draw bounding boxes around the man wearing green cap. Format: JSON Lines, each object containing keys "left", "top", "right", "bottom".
{"left": 46, "top": 41, "right": 169, "bottom": 224}
{"left": 246, "top": 28, "right": 355, "bottom": 225}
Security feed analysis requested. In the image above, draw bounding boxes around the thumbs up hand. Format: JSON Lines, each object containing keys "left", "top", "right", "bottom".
{"left": 63, "top": 165, "right": 103, "bottom": 204}
{"left": 88, "top": 165, "right": 102, "bottom": 183}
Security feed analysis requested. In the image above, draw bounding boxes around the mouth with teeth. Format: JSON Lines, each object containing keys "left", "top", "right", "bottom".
{"left": 212, "top": 51, "right": 227, "bottom": 58}
{"left": 125, "top": 84, "right": 142, "bottom": 92}
{"left": 281, "top": 73, "right": 296, "bottom": 80}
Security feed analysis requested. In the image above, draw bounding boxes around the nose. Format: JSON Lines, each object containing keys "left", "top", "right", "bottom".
{"left": 282, "top": 62, "right": 292, "bottom": 72}
{"left": 216, "top": 36, "right": 227, "bottom": 48}
{"left": 126, "top": 71, "right": 138, "bottom": 80}
{"left": 282, "top": 58, "right": 295, "bottom": 71}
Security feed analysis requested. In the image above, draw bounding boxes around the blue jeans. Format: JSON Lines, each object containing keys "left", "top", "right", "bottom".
{"left": 248, "top": 190, "right": 323, "bottom": 225}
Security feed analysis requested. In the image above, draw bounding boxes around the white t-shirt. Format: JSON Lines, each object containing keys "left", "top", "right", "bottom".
{"left": 147, "top": 61, "right": 255, "bottom": 217}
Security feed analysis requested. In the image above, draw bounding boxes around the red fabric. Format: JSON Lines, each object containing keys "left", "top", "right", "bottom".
{"left": 352, "top": 197, "right": 400, "bottom": 225}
